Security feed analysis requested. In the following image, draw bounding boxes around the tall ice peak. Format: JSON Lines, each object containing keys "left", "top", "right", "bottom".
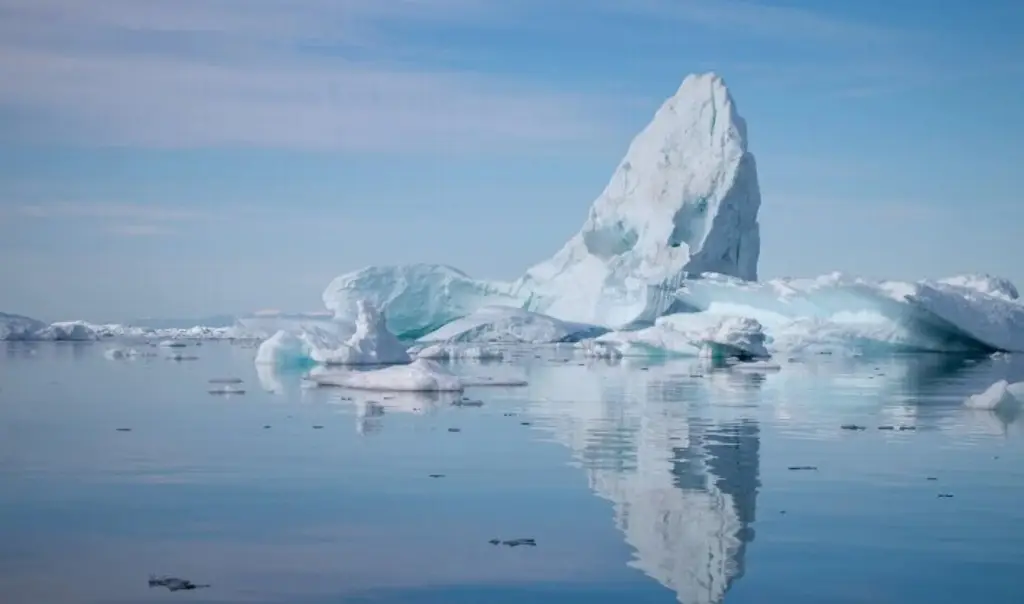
{"left": 515, "top": 71, "right": 762, "bottom": 326}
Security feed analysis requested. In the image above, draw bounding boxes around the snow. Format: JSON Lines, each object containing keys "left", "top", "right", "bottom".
{"left": 322, "top": 264, "right": 524, "bottom": 339}
{"left": 254, "top": 301, "right": 410, "bottom": 366}
{"left": 963, "top": 380, "right": 1024, "bottom": 411}
{"left": 310, "top": 359, "right": 465, "bottom": 392}
{"left": 419, "top": 306, "right": 606, "bottom": 344}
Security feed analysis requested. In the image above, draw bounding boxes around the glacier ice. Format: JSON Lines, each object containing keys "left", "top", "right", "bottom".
{"left": 254, "top": 301, "right": 410, "bottom": 367}
{"left": 418, "top": 306, "right": 606, "bottom": 344}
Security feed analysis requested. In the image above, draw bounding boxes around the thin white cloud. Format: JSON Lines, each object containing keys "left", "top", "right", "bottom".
{"left": 12, "top": 202, "right": 208, "bottom": 222}
{"left": 106, "top": 224, "right": 175, "bottom": 237}
{"left": 0, "top": 0, "right": 598, "bottom": 150}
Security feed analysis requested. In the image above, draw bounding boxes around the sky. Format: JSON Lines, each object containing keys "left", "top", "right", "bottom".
{"left": 0, "top": 0, "right": 1022, "bottom": 323}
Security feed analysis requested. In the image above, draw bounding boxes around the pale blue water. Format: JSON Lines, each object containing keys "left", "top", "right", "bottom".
{"left": 1, "top": 342, "right": 1023, "bottom": 604}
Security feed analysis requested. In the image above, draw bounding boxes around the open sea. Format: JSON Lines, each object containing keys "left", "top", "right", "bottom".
{"left": 2, "top": 341, "right": 1023, "bottom": 603}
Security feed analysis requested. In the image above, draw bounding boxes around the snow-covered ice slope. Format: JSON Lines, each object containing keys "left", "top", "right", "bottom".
{"left": 513, "top": 72, "right": 759, "bottom": 327}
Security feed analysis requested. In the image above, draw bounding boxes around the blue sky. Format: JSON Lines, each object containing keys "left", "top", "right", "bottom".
{"left": 1, "top": 0, "right": 1022, "bottom": 322}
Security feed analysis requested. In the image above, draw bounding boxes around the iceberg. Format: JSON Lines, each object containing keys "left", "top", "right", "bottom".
{"left": 419, "top": 306, "right": 606, "bottom": 344}
{"left": 322, "top": 72, "right": 760, "bottom": 331}
{"left": 32, "top": 321, "right": 99, "bottom": 341}
{"left": 0, "top": 312, "right": 47, "bottom": 340}
{"left": 254, "top": 300, "right": 410, "bottom": 367}
{"left": 514, "top": 72, "right": 760, "bottom": 327}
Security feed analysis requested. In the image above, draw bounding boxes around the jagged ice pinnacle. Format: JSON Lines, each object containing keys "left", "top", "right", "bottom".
{"left": 323, "top": 72, "right": 761, "bottom": 334}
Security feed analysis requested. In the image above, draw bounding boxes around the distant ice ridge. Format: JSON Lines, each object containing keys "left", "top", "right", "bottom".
{"left": 0, "top": 312, "right": 253, "bottom": 342}
{"left": 255, "top": 300, "right": 410, "bottom": 367}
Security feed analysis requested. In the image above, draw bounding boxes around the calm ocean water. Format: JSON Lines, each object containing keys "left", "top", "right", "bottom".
{"left": 1, "top": 342, "right": 1023, "bottom": 604}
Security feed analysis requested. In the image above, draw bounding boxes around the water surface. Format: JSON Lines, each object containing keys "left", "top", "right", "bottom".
{"left": 1, "top": 342, "right": 1022, "bottom": 603}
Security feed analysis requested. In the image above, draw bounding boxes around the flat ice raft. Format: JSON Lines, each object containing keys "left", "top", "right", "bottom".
{"left": 309, "top": 359, "right": 527, "bottom": 392}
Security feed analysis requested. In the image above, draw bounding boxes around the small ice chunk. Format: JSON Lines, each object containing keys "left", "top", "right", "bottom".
{"left": 964, "top": 380, "right": 1024, "bottom": 411}
{"left": 104, "top": 347, "right": 140, "bottom": 360}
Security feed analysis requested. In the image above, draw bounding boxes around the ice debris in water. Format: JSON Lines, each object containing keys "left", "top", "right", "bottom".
{"left": 309, "top": 359, "right": 527, "bottom": 392}
{"left": 255, "top": 300, "right": 409, "bottom": 367}
{"left": 963, "top": 380, "right": 1024, "bottom": 411}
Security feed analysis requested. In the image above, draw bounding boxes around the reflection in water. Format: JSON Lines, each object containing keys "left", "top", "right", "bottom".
{"left": 529, "top": 365, "right": 760, "bottom": 604}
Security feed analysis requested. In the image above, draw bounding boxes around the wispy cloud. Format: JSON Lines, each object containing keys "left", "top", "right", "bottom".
{"left": 594, "top": 0, "right": 905, "bottom": 45}
{"left": 0, "top": 0, "right": 598, "bottom": 150}
{"left": 106, "top": 224, "right": 175, "bottom": 237}
{"left": 12, "top": 202, "right": 209, "bottom": 222}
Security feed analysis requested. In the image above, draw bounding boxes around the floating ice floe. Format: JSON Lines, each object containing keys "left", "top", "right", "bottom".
{"left": 310, "top": 359, "right": 465, "bottom": 392}
{"left": 963, "top": 380, "right": 1024, "bottom": 411}
{"left": 254, "top": 300, "right": 409, "bottom": 367}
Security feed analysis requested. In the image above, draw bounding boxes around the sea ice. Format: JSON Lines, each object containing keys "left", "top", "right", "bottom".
{"left": 963, "top": 380, "right": 1024, "bottom": 411}
{"left": 310, "top": 359, "right": 465, "bottom": 392}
